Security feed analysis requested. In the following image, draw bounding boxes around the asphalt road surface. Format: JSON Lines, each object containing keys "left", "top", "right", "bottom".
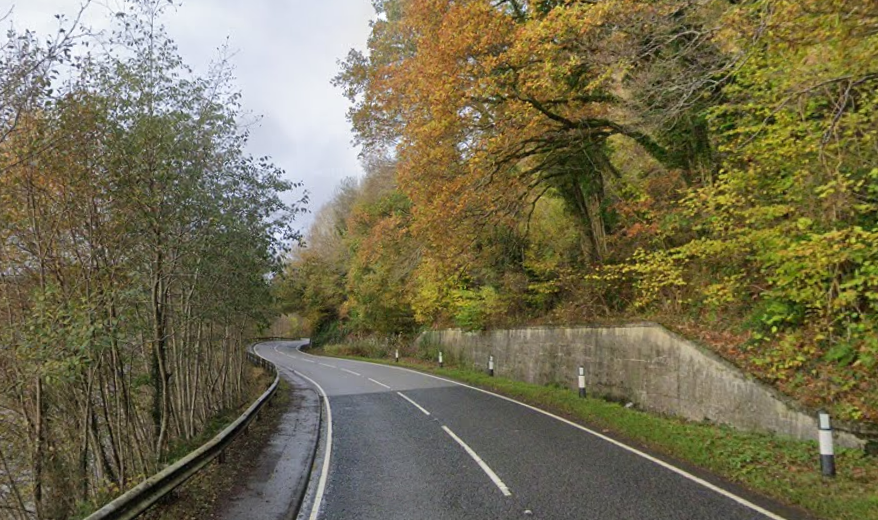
{"left": 254, "top": 340, "right": 804, "bottom": 520}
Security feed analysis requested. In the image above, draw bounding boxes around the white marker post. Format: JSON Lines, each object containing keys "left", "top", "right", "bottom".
{"left": 395, "top": 349, "right": 399, "bottom": 363}
{"left": 488, "top": 355, "right": 494, "bottom": 377}
{"left": 578, "top": 366, "right": 586, "bottom": 398}
{"left": 439, "top": 351, "right": 443, "bottom": 368}
{"left": 818, "top": 411, "right": 836, "bottom": 477}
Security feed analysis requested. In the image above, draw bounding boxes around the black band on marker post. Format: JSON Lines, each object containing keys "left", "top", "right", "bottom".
{"left": 818, "top": 411, "right": 836, "bottom": 478}
{"left": 578, "top": 366, "right": 586, "bottom": 398}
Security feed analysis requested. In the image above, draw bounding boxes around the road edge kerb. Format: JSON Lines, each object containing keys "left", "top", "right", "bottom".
{"left": 84, "top": 342, "right": 279, "bottom": 520}
{"left": 252, "top": 343, "right": 324, "bottom": 520}
{"left": 290, "top": 384, "right": 322, "bottom": 520}
{"left": 297, "top": 345, "right": 804, "bottom": 520}
{"left": 287, "top": 369, "right": 333, "bottom": 520}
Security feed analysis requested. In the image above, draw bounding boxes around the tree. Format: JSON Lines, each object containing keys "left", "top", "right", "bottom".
{"left": 0, "top": 2, "right": 305, "bottom": 517}
{"left": 336, "top": 0, "right": 725, "bottom": 267}
{"left": 0, "top": 4, "right": 90, "bottom": 168}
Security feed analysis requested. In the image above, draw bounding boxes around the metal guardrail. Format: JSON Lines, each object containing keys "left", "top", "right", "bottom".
{"left": 84, "top": 347, "right": 279, "bottom": 520}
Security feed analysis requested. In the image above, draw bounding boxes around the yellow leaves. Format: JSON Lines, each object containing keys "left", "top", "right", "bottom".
{"left": 795, "top": 217, "right": 813, "bottom": 231}
{"left": 703, "top": 274, "right": 745, "bottom": 309}
{"left": 590, "top": 248, "right": 689, "bottom": 310}
{"left": 410, "top": 255, "right": 460, "bottom": 325}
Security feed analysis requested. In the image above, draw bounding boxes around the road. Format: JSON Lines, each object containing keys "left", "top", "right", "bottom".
{"left": 254, "top": 340, "right": 804, "bottom": 520}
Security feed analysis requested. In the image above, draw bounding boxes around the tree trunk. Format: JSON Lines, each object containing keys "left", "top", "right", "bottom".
{"left": 33, "top": 376, "right": 45, "bottom": 520}
{"left": 152, "top": 248, "right": 171, "bottom": 462}
{"left": 79, "top": 367, "right": 95, "bottom": 503}
{"left": 569, "top": 179, "right": 602, "bottom": 263}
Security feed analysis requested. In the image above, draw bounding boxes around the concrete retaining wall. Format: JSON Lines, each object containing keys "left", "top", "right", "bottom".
{"left": 420, "top": 323, "right": 866, "bottom": 448}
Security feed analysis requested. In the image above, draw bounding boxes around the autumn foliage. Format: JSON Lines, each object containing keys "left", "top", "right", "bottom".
{"left": 281, "top": 0, "right": 878, "bottom": 426}
{"left": 0, "top": 3, "right": 303, "bottom": 518}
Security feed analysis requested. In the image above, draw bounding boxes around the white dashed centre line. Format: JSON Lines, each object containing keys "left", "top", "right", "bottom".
{"left": 341, "top": 368, "right": 362, "bottom": 376}
{"left": 368, "top": 377, "right": 391, "bottom": 389}
{"left": 318, "top": 362, "right": 337, "bottom": 368}
{"left": 397, "top": 392, "right": 431, "bottom": 416}
{"left": 442, "top": 425, "right": 511, "bottom": 497}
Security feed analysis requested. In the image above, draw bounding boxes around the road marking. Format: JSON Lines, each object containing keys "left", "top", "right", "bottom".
{"left": 291, "top": 370, "right": 333, "bottom": 520}
{"left": 340, "top": 368, "right": 361, "bottom": 376}
{"left": 318, "top": 362, "right": 337, "bottom": 368}
{"left": 397, "top": 392, "right": 431, "bottom": 416}
{"left": 368, "top": 377, "right": 391, "bottom": 389}
{"left": 255, "top": 344, "right": 333, "bottom": 520}
{"left": 291, "top": 344, "right": 788, "bottom": 520}
{"left": 274, "top": 345, "right": 314, "bottom": 362}
{"left": 442, "top": 425, "right": 511, "bottom": 496}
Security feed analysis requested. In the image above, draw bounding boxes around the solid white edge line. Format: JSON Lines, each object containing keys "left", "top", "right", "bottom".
{"left": 293, "top": 345, "right": 788, "bottom": 520}
{"left": 340, "top": 368, "right": 362, "bottom": 377}
{"left": 368, "top": 377, "right": 391, "bottom": 389}
{"left": 397, "top": 392, "right": 431, "bottom": 416}
{"left": 259, "top": 343, "right": 333, "bottom": 520}
{"left": 293, "top": 369, "right": 333, "bottom": 520}
{"left": 442, "top": 425, "right": 511, "bottom": 497}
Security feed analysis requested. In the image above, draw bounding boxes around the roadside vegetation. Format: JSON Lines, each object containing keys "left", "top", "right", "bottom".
{"left": 277, "top": 0, "right": 878, "bottom": 432}
{"left": 0, "top": 2, "right": 303, "bottom": 519}
{"left": 318, "top": 344, "right": 878, "bottom": 520}
{"left": 139, "top": 373, "right": 286, "bottom": 520}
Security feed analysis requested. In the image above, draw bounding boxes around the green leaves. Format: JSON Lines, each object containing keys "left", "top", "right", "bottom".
{"left": 299, "top": 0, "right": 878, "bottom": 424}
{"left": 0, "top": 3, "right": 306, "bottom": 515}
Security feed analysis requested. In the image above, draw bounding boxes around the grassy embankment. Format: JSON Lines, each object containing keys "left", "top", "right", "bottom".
{"left": 317, "top": 343, "right": 877, "bottom": 520}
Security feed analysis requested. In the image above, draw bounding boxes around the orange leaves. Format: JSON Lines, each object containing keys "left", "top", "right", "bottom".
{"left": 336, "top": 0, "right": 687, "bottom": 289}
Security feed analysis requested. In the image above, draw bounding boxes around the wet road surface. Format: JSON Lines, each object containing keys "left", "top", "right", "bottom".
{"left": 253, "top": 340, "right": 807, "bottom": 520}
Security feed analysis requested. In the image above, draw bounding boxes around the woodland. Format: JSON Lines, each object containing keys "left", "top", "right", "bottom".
{"left": 280, "top": 0, "right": 878, "bottom": 430}
{"left": 0, "top": 2, "right": 302, "bottom": 519}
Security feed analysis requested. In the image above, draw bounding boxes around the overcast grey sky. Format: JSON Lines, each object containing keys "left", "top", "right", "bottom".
{"left": 7, "top": 0, "right": 375, "bottom": 232}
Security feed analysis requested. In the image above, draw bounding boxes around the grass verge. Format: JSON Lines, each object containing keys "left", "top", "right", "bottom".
{"left": 317, "top": 344, "right": 877, "bottom": 520}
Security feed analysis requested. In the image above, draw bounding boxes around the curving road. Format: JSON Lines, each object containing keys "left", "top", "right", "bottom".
{"left": 254, "top": 340, "right": 808, "bottom": 520}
